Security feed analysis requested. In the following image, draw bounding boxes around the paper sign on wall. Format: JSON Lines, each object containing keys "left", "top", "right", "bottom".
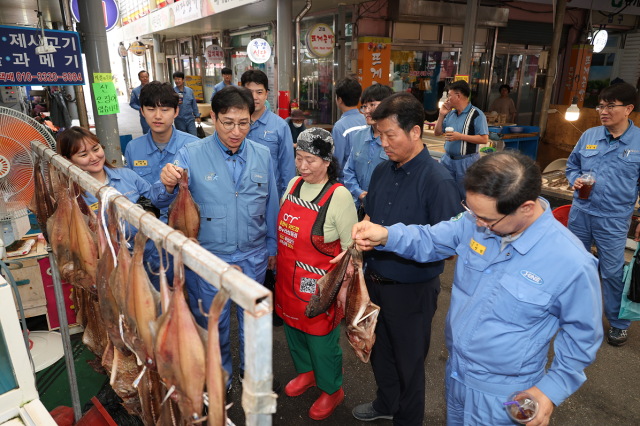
{"left": 93, "top": 73, "right": 112, "bottom": 83}
{"left": 92, "top": 82, "right": 120, "bottom": 115}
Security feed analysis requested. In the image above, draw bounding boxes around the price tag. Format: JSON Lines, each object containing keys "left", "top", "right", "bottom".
{"left": 92, "top": 82, "right": 120, "bottom": 116}
{"left": 93, "top": 72, "right": 112, "bottom": 83}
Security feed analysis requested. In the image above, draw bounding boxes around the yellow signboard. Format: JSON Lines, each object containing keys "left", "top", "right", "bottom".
{"left": 185, "top": 75, "right": 204, "bottom": 103}
{"left": 93, "top": 73, "right": 112, "bottom": 83}
{"left": 454, "top": 75, "right": 469, "bottom": 83}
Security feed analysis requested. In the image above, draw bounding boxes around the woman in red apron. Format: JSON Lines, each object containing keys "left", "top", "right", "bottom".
{"left": 276, "top": 128, "right": 358, "bottom": 420}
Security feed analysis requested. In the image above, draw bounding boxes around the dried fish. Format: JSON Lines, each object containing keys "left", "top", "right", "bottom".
{"left": 167, "top": 169, "right": 200, "bottom": 239}
{"left": 207, "top": 287, "right": 231, "bottom": 426}
{"left": 305, "top": 249, "right": 352, "bottom": 319}
{"left": 33, "top": 157, "right": 55, "bottom": 243}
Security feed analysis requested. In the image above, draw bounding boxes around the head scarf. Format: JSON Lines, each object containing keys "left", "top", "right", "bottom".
{"left": 296, "top": 128, "right": 334, "bottom": 161}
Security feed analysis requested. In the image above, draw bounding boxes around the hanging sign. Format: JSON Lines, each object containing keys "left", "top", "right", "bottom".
{"left": 117, "top": 43, "right": 128, "bottom": 58}
{"left": 71, "top": 0, "right": 120, "bottom": 32}
{"left": 592, "top": 30, "right": 608, "bottom": 53}
{"left": 205, "top": 44, "right": 224, "bottom": 64}
{"left": 247, "top": 38, "right": 271, "bottom": 64}
{"left": 356, "top": 37, "right": 391, "bottom": 89}
{"left": 0, "top": 25, "right": 84, "bottom": 86}
{"left": 562, "top": 44, "right": 593, "bottom": 108}
{"left": 306, "top": 23, "right": 335, "bottom": 58}
{"left": 454, "top": 75, "right": 469, "bottom": 83}
{"left": 130, "top": 41, "right": 146, "bottom": 57}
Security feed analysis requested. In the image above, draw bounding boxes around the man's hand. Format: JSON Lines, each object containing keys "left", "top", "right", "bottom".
{"left": 268, "top": 256, "right": 276, "bottom": 270}
{"left": 352, "top": 222, "right": 388, "bottom": 251}
{"left": 439, "top": 100, "right": 451, "bottom": 116}
{"left": 161, "top": 163, "right": 183, "bottom": 194}
{"left": 445, "top": 131, "right": 463, "bottom": 142}
{"left": 634, "top": 221, "right": 640, "bottom": 242}
{"left": 359, "top": 191, "right": 368, "bottom": 200}
{"left": 571, "top": 177, "right": 584, "bottom": 191}
{"left": 196, "top": 117, "right": 201, "bottom": 124}
{"left": 522, "top": 386, "right": 554, "bottom": 426}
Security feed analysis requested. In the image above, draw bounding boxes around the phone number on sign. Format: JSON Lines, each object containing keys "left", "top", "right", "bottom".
{"left": 0, "top": 71, "right": 83, "bottom": 83}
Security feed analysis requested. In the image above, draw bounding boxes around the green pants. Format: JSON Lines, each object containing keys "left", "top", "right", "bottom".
{"left": 284, "top": 324, "right": 343, "bottom": 394}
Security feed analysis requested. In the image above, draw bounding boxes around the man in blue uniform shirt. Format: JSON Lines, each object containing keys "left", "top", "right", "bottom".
{"left": 566, "top": 82, "right": 640, "bottom": 346}
{"left": 129, "top": 70, "right": 150, "bottom": 134}
{"left": 352, "top": 151, "right": 603, "bottom": 426}
{"left": 343, "top": 83, "right": 394, "bottom": 209}
{"left": 434, "top": 80, "right": 489, "bottom": 197}
{"left": 173, "top": 71, "right": 201, "bottom": 136}
{"left": 332, "top": 77, "right": 367, "bottom": 178}
{"left": 242, "top": 69, "right": 295, "bottom": 198}
{"left": 154, "top": 85, "right": 279, "bottom": 391}
{"left": 210, "top": 67, "right": 233, "bottom": 103}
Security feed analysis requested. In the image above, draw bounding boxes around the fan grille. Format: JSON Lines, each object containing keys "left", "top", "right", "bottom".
{"left": 0, "top": 107, "right": 56, "bottom": 217}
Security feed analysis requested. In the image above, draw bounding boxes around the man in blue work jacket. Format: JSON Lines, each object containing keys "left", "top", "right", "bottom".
{"left": 129, "top": 70, "right": 150, "bottom": 134}
{"left": 434, "top": 80, "right": 489, "bottom": 197}
{"left": 210, "top": 67, "right": 233, "bottom": 103}
{"left": 242, "top": 69, "right": 295, "bottom": 198}
{"left": 124, "top": 81, "right": 200, "bottom": 308}
{"left": 332, "top": 77, "right": 367, "bottom": 180}
{"left": 351, "top": 151, "right": 603, "bottom": 426}
{"left": 154, "top": 85, "right": 279, "bottom": 391}
{"left": 173, "top": 71, "right": 201, "bottom": 136}
{"left": 566, "top": 82, "right": 640, "bottom": 346}
{"left": 343, "top": 83, "right": 394, "bottom": 209}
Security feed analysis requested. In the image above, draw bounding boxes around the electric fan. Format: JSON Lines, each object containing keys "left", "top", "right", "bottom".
{"left": 0, "top": 106, "right": 56, "bottom": 255}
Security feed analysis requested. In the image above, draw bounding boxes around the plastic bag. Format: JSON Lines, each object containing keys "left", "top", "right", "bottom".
{"left": 619, "top": 243, "right": 640, "bottom": 321}
{"left": 197, "top": 123, "right": 206, "bottom": 139}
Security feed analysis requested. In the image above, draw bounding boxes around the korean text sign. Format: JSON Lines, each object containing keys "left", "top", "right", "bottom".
{"left": 307, "top": 24, "right": 335, "bottom": 58}
{"left": 92, "top": 82, "right": 119, "bottom": 115}
{"left": 562, "top": 44, "right": 593, "bottom": 107}
{"left": 357, "top": 37, "right": 391, "bottom": 89}
{"left": 247, "top": 38, "right": 271, "bottom": 64}
{"left": 0, "top": 25, "right": 84, "bottom": 86}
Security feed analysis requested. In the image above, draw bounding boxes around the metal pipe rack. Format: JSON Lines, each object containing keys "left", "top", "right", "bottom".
{"left": 31, "top": 141, "right": 276, "bottom": 425}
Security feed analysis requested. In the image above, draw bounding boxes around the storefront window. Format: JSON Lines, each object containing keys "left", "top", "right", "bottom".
{"left": 202, "top": 39, "right": 226, "bottom": 103}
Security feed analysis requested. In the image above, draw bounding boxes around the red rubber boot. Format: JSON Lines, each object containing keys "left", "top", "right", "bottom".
{"left": 285, "top": 371, "right": 316, "bottom": 397}
{"left": 308, "top": 387, "right": 345, "bottom": 420}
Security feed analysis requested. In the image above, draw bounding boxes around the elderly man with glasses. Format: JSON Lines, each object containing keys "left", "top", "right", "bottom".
{"left": 565, "top": 82, "right": 640, "bottom": 347}
{"left": 352, "top": 150, "right": 603, "bottom": 426}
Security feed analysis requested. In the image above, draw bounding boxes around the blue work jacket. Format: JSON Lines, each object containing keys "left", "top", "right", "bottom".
{"left": 566, "top": 120, "right": 640, "bottom": 218}
{"left": 124, "top": 126, "right": 199, "bottom": 219}
{"left": 343, "top": 126, "right": 388, "bottom": 205}
{"left": 377, "top": 201, "right": 603, "bottom": 406}
{"left": 129, "top": 85, "right": 144, "bottom": 119}
{"left": 210, "top": 81, "right": 230, "bottom": 102}
{"left": 331, "top": 109, "right": 367, "bottom": 172}
{"left": 246, "top": 108, "right": 295, "bottom": 198}
{"left": 174, "top": 85, "right": 201, "bottom": 121}
{"left": 150, "top": 134, "right": 278, "bottom": 257}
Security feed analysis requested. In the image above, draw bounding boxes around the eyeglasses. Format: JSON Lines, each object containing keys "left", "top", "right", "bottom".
{"left": 461, "top": 200, "right": 509, "bottom": 230}
{"left": 217, "top": 118, "right": 252, "bottom": 130}
{"left": 360, "top": 103, "right": 380, "bottom": 114}
{"left": 595, "top": 104, "right": 628, "bottom": 113}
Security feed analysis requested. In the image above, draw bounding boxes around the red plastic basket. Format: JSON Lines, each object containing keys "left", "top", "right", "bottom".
{"left": 552, "top": 205, "right": 572, "bottom": 227}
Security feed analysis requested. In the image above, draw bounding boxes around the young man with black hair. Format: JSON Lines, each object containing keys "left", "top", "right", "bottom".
{"left": 332, "top": 77, "right": 367, "bottom": 177}
{"left": 343, "top": 83, "right": 394, "bottom": 208}
{"left": 434, "top": 80, "right": 489, "bottom": 197}
{"left": 129, "top": 70, "right": 151, "bottom": 134}
{"left": 242, "top": 69, "right": 295, "bottom": 198}
{"left": 210, "top": 67, "right": 233, "bottom": 103}
{"left": 173, "top": 71, "right": 201, "bottom": 136}
{"left": 154, "top": 85, "right": 280, "bottom": 393}
{"left": 350, "top": 92, "right": 462, "bottom": 425}
{"left": 566, "top": 82, "right": 640, "bottom": 346}
{"left": 352, "top": 150, "right": 602, "bottom": 426}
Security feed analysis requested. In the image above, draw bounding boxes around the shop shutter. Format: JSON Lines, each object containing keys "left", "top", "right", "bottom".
{"left": 497, "top": 21, "right": 570, "bottom": 47}
{"left": 618, "top": 33, "right": 640, "bottom": 86}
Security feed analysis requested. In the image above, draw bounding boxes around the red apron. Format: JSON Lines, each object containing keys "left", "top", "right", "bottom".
{"left": 275, "top": 178, "right": 343, "bottom": 336}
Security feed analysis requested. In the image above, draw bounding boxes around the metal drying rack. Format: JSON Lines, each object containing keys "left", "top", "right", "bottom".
{"left": 31, "top": 141, "right": 276, "bottom": 425}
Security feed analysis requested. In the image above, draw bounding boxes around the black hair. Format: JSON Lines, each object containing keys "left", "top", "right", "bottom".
{"left": 598, "top": 82, "right": 637, "bottom": 106}
{"left": 211, "top": 85, "right": 255, "bottom": 116}
{"left": 173, "top": 71, "right": 185, "bottom": 79}
{"left": 221, "top": 67, "right": 232, "bottom": 75}
{"left": 447, "top": 80, "right": 471, "bottom": 98}
{"left": 361, "top": 83, "right": 395, "bottom": 105}
{"left": 327, "top": 156, "right": 341, "bottom": 182}
{"left": 463, "top": 151, "right": 541, "bottom": 215}
{"left": 138, "top": 70, "right": 148, "bottom": 78}
{"left": 241, "top": 69, "right": 269, "bottom": 91}
{"left": 335, "top": 77, "right": 362, "bottom": 107}
{"left": 370, "top": 92, "right": 425, "bottom": 137}
{"left": 499, "top": 84, "right": 511, "bottom": 93}
{"left": 139, "top": 81, "right": 179, "bottom": 110}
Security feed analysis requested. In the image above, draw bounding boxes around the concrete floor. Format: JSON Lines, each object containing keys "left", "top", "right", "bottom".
{"left": 223, "top": 259, "right": 639, "bottom": 426}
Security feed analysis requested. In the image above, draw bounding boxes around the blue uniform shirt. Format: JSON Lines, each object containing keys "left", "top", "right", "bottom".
{"left": 129, "top": 85, "right": 144, "bottom": 117}
{"left": 378, "top": 201, "right": 603, "bottom": 406}
{"left": 566, "top": 120, "right": 640, "bottom": 218}
{"left": 364, "top": 147, "right": 462, "bottom": 283}
{"left": 174, "top": 85, "right": 201, "bottom": 120}
{"left": 210, "top": 81, "right": 231, "bottom": 102}
{"left": 124, "top": 126, "right": 199, "bottom": 219}
{"left": 150, "top": 133, "right": 279, "bottom": 259}
{"left": 246, "top": 108, "right": 295, "bottom": 198}
{"left": 343, "top": 126, "right": 388, "bottom": 205}
{"left": 331, "top": 109, "right": 367, "bottom": 172}
{"left": 442, "top": 103, "right": 489, "bottom": 156}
